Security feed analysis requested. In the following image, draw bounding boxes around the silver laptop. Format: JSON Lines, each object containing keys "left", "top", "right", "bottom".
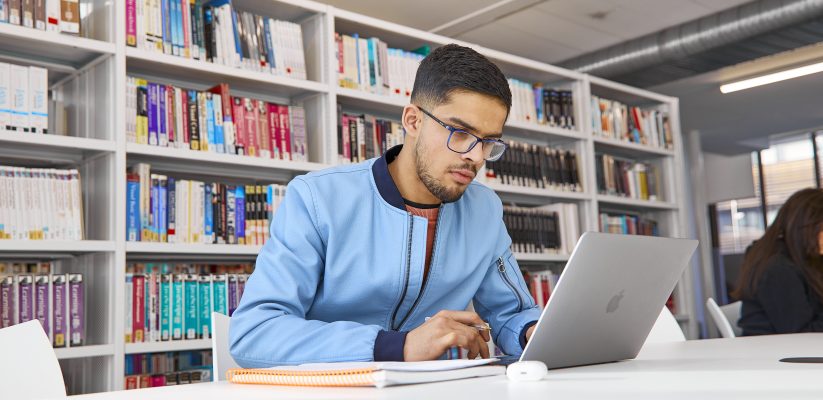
{"left": 519, "top": 232, "right": 698, "bottom": 369}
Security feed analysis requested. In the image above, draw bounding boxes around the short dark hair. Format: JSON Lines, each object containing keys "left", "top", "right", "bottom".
{"left": 411, "top": 44, "right": 511, "bottom": 113}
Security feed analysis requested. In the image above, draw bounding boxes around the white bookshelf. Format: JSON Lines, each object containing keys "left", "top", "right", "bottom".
{"left": 0, "top": 0, "right": 696, "bottom": 394}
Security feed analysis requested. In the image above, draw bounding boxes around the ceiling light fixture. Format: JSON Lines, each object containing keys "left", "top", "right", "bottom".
{"left": 720, "top": 61, "right": 823, "bottom": 94}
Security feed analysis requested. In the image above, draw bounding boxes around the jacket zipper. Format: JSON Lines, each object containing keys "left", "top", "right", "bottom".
{"left": 396, "top": 205, "right": 442, "bottom": 331}
{"left": 498, "top": 257, "right": 524, "bottom": 312}
{"left": 390, "top": 213, "right": 415, "bottom": 330}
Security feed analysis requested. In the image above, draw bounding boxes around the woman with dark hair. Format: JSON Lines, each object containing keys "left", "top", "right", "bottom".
{"left": 733, "top": 188, "right": 823, "bottom": 335}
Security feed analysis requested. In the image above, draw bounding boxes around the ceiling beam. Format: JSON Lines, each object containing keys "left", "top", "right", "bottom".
{"left": 428, "top": 0, "right": 547, "bottom": 37}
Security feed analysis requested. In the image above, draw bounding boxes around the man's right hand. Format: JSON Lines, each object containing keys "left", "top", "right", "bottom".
{"left": 403, "top": 310, "right": 491, "bottom": 361}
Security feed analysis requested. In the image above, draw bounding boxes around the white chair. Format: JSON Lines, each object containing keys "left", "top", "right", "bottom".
{"left": 643, "top": 306, "right": 686, "bottom": 346}
{"left": 706, "top": 298, "right": 742, "bottom": 338}
{"left": 211, "top": 312, "right": 241, "bottom": 381}
{"left": 0, "top": 320, "right": 66, "bottom": 399}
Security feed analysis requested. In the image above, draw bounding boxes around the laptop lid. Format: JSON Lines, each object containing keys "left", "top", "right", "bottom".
{"left": 520, "top": 232, "right": 697, "bottom": 369}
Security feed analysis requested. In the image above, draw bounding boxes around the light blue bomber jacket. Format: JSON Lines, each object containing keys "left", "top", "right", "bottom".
{"left": 229, "top": 145, "right": 540, "bottom": 367}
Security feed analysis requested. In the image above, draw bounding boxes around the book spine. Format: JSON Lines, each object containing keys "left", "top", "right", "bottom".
{"left": 35, "top": 275, "right": 49, "bottom": 336}
{"left": 267, "top": 103, "right": 280, "bottom": 160}
{"left": 187, "top": 90, "right": 200, "bottom": 150}
{"left": 226, "top": 186, "right": 236, "bottom": 244}
{"left": 160, "top": 274, "right": 171, "bottom": 341}
{"left": 171, "top": 274, "right": 183, "bottom": 340}
{"left": 244, "top": 98, "right": 258, "bottom": 157}
{"left": 69, "top": 273, "right": 84, "bottom": 346}
{"left": 124, "top": 273, "right": 133, "bottom": 343}
{"left": 212, "top": 274, "right": 227, "bottom": 315}
{"left": 52, "top": 274, "right": 66, "bottom": 346}
{"left": 184, "top": 274, "right": 198, "bottom": 339}
{"left": 28, "top": 66, "right": 47, "bottom": 134}
{"left": 18, "top": 275, "right": 33, "bottom": 323}
{"left": 231, "top": 96, "right": 246, "bottom": 155}
{"left": 227, "top": 274, "right": 237, "bottom": 316}
{"left": 126, "top": 0, "right": 137, "bottom": 46}
{"left": 280, "top": 105, "right": 291, "bottom": 161}
{"left": 133, "top": 274, "right": 145, "bottom": 342}
{"left": 204, "top": 183, "right": 213, "bottom": 243}
{"left": 198, "top": 275, "right": 211, "bottom": 338}
{"left": 235, "top": 186, "right": 245, "bottom": 245}
{"left": 0, "top": 276, "right": 14, "bottom": 329}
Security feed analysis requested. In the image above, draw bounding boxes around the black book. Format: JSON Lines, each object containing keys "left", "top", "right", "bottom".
{"left": 595, "top": 154, "right": 605, "bottom": 193}
{"left": 202, "top": 7, "right": 214, "bottom": 62}
{"left": 187, "top": 90, "right": 200, "bottom": 151}
{"left": 348, "top": 117, "right": 358, "bottom": 163}
{"left": 543, "top": 89, "right": 554, "bottom": 126}
{"left": 550, "top": 90, "right": 562, "bottom": 127}
{"left": 212, "top": 183, "right": 221, "bottom": 244}
{"left": 567, "top": 151, "right": 580, "bottom": 190}
{"left": 336, "top": 104, "right": 343, "bottom": 160}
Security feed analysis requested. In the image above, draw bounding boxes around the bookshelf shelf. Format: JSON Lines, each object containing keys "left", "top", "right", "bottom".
{"left": 593, "top": 136, "right": 675, "bottom": 158}
{"left": 483, "top": 181, "right": 591, "bottom": 202}
{"left": 504, "top": 120, "right": 584, "bottom": 142}
{"left": 126, "top": 143, "right": 329, "bottom": 181}
{"left": 125, "top": 339, "right": 212, "bottom": 355}
{"left": 55, "top": 344, "right": 116, "bottom": 360}
{"left": 0, "top": 23, "right": 115, "bottom": 69}
{"left": 515, "top": 252, "right": 569, "bottom": 263}
{"left": 0, "top": 240, "right": 116, "bottom": 253}
{"left": 126, "top": 48, "right": 328, "bottom": 97}
{"left": 126, "top": 242, "right": 263, "bottom": 256}
{"left": 596, "top": 194, "right": 678, "bottom": 210}
{"left": 336, "top": 87, "right": 409, "bottom": 114}
{"left": 0, "top": 132, "right": 116, "bottom": 164}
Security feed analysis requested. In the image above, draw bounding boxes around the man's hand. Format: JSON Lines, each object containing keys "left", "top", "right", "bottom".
{"left": 403, "top": 310, "right": 491, "bottom": 361}
{"left": 526, "top": 325, "right": 536, "bottom": 342}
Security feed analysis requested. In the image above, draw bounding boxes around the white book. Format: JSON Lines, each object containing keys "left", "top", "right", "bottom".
{"left": 28, "top": 66, "right": 48, "bottom": 134}
{"left": 357, "top": 37, "right": 369, "bottom": 91}
{"left": 193, "top": 181, "right": 203, "bottom": 244}
{"left": 10, "top": 65, "right": 29, "bottom": 133}
{"left": 174, "top": 87, "right": 184, "bottom": 149}
{"left": 126, "top": 77, "right": 136, "bottom": 143}
{"left": 135, "top": 0, "right": 145, "bottom": 50}
{"left": 0, "top": 167, "right": 9, "bottom": 239}
{"left": 46, "top": 0, "right": 60, "bottom": 31}
{"left": 0, "top": 63, "right": 11, "bottom": 132}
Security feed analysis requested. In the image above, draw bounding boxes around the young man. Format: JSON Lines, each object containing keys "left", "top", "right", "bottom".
{"left": 230, "top": 44, "right": 540, "bottom": 367}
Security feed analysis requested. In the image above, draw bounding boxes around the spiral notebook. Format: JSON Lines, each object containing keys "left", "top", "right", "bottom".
{"left": 226, "top": 359, "right": 505, "bottom": 388}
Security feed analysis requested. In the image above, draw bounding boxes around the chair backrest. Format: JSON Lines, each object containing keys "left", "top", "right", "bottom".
{"left": 211, "top": 312, "right": 240, "bottom": 381}
{"left": 643, "top": 306, "right": 686, "bottom": 346}
{"left": 706, "top": 297, "right": 738, "bottom": 338}
{"left": 720, "top": 301, "right": 743, "bottom": 337}
{"left": 0, "top": 320, "right": 66, "bottom": 399}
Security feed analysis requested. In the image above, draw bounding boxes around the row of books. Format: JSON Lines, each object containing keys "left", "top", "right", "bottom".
{"left": 126, "top": 271, "right": 249, "bottom": 343}
{"left": 0, "top": 272, "right": 85, "bottom": 347}
{"left": 503, "top": 206, "right": 561, "bottom": 255}
{"left": 125, "top": 350, "right": 212, "bottom": 389}
{"left": 599, "top": 212, "right": 659, "bottom": 236}
{"left": 508, "top": 79, "right": 575, "bottom": 130}
{"left": 0, "top": 63, "right": 48, "bottom": 134}
{"left": 126, "top": 78, "right": 308, "bottom": 162}
{"left": 0, "top": 0, "right": 80, "bottom": 34}
{"left": 127, "top": 163, "right": 286, "bottom": 245}
{"left": 126, "top": 0, "right": 308, "bottom": 79}
{"left": 0, "top": 262, "right": 52, "bottom": 275}
{"left": 337, "top": 110, "right": 403, "bottom": 163}
{"left": 522, "top": 269, "right": 560, "bottom": 309}
{"left": 335, "top": 33, "right": 425, "bottom": 97}
{"left": 591, "top": 96, "right": 673, "bottom": 150}
{"left": 0, "top": 166, "right": 83, "bottom": 240}
{"left": 595, "top": 154, "right": 663, "bottom": 201}
{"left": 485, "top": 142, "right": 581, "bottom": 192}
{"left": 127, "top": 262, "right": 254, "bottom": 276}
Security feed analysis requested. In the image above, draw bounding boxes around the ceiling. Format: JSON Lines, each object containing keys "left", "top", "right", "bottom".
{"left": 320, "top": 0, "right": 752, "bottom": 64}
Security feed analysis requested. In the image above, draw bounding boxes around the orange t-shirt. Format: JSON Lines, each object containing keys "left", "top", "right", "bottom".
{"left": 405, "top": 203, "right": 439, "bottom": 284}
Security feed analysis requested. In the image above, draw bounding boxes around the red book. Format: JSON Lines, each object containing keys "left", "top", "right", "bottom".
{"left": 181, "top": 89, "right": 190, "bottom": 147}
{"left": 139, "top": 375, "right": 150, "bottom": 389}
{"left": 278, "top": 105, "right": 291, "bottom": 161}
{"left": 267, "top": 103, "right": 281, "bottom": 159}
{"left": 133, "top": 274, "right": 145, "bottom": 343}
{"left": 243, "top": 98, "right": 258, "bottom": 157}
{"left": 150, "top": 374, "right": 166, "bottom": 388}
{"left": 232, "top": 97, "right": 246, "bottom": 155}
{"left": 125, "top": 376, "right": 138, "bottom": 390}
{"left": 541, "top": 276, "right": 551, "bottom": 305}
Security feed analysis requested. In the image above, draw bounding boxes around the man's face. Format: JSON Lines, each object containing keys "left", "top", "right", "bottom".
{"left": 413, "top": 91, "right": 508, "bottom": 203}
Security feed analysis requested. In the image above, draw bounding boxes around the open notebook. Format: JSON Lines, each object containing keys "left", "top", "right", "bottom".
{"left": 226, "top": 359, "right": 505, "bottom": 388}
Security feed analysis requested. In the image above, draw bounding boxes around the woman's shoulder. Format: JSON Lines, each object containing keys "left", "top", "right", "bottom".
{"left": 759, "top": 251, "right": 806, "bottom": 284}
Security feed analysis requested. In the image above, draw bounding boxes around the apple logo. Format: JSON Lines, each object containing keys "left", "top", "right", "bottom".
{"left": 606, "top": 290, "right": 625, "bottom": 313}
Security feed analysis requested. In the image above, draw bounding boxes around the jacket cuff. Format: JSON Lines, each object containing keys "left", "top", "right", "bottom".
{"left": 519, "top": 320, "right": 538, "bottom": 349}
{"left": 373, "top": 330, "right": 408, "bottom": 361}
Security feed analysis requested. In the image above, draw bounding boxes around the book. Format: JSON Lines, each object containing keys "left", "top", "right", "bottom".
{"left": 591, "top": 95, "right": 673, "bottom": 150}
{"left": 227, "top": 359, "right": 505, "bottom": 388}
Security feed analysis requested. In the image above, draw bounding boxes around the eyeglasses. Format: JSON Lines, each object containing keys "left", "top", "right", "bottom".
{"left": 417, "top": 106, "right": 507, "bottom": 162}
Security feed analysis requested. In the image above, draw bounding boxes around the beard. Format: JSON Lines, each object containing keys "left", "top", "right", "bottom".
{"left": 414, "top": 139, "right": 476, "bottom": 203}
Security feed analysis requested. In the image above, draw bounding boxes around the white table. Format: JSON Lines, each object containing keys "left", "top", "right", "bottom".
{"left": 68, "top": 334, "right": 823, "bottom": 400}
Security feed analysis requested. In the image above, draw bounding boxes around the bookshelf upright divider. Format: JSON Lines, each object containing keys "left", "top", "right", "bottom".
{"left": 0, "top": 0, "right": 696, "bottom": 394}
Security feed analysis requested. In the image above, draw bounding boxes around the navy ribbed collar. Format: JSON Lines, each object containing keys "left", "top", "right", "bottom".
{"left": 372, "top": 145, "right": 406, "bottom": 211}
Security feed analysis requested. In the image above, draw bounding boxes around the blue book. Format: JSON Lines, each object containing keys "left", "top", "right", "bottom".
{"left": 171, "top": 0, "right": 181, "bottom": 56}
{"left": 158, "top": 177, "right": 168, "bottom": 242}
{"left": 353, "top": 33, "right": 361, "bottom": 86}
{"left": 204, "top": 183, "right": 213, "bottom": 243}
{"left": 368, "top": 38, "right": 377, "bottom": 88}
{"left": 210, "top": 96, "right": 224, "bottom": 153}
{"left": 172, "top": 275, "right": 184, "bottom": 340}
{"left": 263, "top": 18, "right": 275, "bottom": 71}
{"left": 184, "top": 275, "right": 199, "bottom": 339}
{"left": 158, "top": 85, "right": 167, "bottom": 147}
{"left": 162, "top": 0, "right": 172, "bottom": 54}
{"left": 205, "top": 94, "right": 216, "bottom": 153}
{"left": 534, "top": 87, "right": 544, "bottom": 123}
{"left": 160, "top": 275, "right": 171, "bottom": 341}
{"left": 167, "top": 177, "right": 176, "bottom": 242}
{"left": 213, "top": 275, "right": 227, "bottom": 314}
{"left": 126, "top": 174, "right": 140, "bottom": 241}
{"left": 151, "top": 175, "right": 159, "bottom": 242}
{"left": 235, "top": 186, "right": 245, "bottom": 244}
{"left": 198, "top": 276, "right": 212, "bottom": 338}
{"left": 147, "top": 83, "right": 158, "bottom": 146}
{"left": 231, "top": 9, "right": 243, "bottom": 66}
